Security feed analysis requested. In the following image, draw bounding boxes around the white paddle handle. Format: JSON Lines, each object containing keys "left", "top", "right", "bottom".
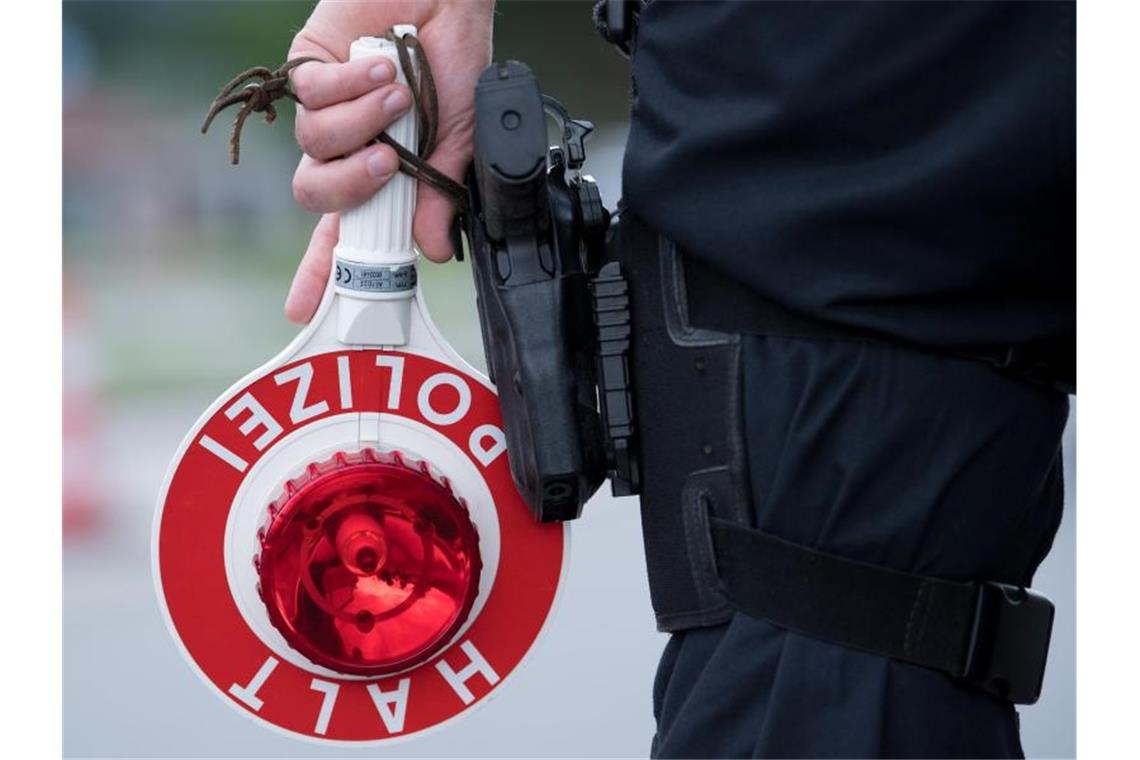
{"left": 335, "top": 27, "right": 419, "bottom": 345}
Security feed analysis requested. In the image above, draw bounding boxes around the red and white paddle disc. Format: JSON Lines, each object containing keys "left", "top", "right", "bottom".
{"left": 154, "top": 349, "right": 566, "bottom": 743}
{"left": 154, "top": 29, "right": 568, "bottom": 744}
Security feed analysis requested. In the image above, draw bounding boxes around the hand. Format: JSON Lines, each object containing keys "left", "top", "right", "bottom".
{"left": 284, "top": 0, "right": 494, "bottom": 323}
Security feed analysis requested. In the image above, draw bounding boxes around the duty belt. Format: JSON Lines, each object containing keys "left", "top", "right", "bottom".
{"left": 610, "top": 210, "right": 1055, "bottom": 704}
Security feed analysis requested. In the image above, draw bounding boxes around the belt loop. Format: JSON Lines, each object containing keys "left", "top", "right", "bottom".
{"left": 594, "top": 0, "right": 642, "bottom": 57}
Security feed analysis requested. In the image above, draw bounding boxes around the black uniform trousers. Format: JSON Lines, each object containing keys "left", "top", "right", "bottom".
{"left": 649, "top": 335, "right": 1068, "bottom": 758}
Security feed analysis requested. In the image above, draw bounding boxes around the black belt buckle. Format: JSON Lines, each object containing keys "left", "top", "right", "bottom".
{"left": 961, "top": 582, "right": 1055, "bottom": 704}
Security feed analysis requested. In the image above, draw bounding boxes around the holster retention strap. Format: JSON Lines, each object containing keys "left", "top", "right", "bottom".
{"left": 710, "top": 517, "right": 1054, "bottom": 705}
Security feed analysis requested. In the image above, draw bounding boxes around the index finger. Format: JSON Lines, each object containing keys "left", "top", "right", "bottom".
{"left": 289, "top": 57, "right": 396, "bottom": 110}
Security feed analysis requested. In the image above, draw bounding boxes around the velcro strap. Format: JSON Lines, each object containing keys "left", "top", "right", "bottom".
{"left": 710, "top": 517, "right": 977, "bottom": 676}
{"left": 710, "top": 516, "right": 1055, "bottom": 705}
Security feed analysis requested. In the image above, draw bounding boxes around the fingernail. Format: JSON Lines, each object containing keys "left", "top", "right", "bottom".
{"left": 369, "top": 62, "right": 394, "bottom": 83}
{"left": 383, "top": 87, "right": 411, "bottom": 114}
{"left": 367, "top": 149, "right": 398, "bottom": 179}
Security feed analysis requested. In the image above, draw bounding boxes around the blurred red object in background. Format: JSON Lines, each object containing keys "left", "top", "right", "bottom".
{"left": 64, "top": 275, "right": 105, "bottom": 540}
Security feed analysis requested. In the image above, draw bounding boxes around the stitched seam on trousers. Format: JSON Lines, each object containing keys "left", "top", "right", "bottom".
{"left": 903, "top": 578, "right": 930, "bottom": 654}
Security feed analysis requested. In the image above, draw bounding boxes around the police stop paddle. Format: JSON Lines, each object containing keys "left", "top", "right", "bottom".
{"left": 154, "top": 30, "right": 567, "bottom": 744}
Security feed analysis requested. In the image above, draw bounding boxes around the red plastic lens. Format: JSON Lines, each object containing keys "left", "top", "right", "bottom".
{"left": 256, "top": 450, "right": 481, "bottom": 676}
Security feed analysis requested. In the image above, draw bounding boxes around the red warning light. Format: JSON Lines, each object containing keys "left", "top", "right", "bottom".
{"left": 256, "top": 449, "right": 481, "bottom": 676}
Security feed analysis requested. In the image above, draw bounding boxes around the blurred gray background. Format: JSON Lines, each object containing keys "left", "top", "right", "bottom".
{"left": 62, "top": 2, "right": 1075, "bottom": 757}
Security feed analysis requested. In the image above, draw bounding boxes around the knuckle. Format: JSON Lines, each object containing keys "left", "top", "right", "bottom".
{"left": 290, "top": 69, "right": 314, "bottom": 106}
{"left": 329, "top": 66, "right": 350, "bottom": 98}
{"left": 293, "top": 114, "right": 312, "bottom": 153}
{"left": 294, "top": 115, "right": 328, "bottom": 158}
{"left": 335, "top": 169, "right": 374, "bottom": 209}
{"left": 292, "top": 170, "right": 320, "bottom": 212}
{"left": 287, "top": 34, "right": 316, "bottom": 99}
{"left": 340, "top": 161, "right": 385, "bottom": 207}
{"left": 288, "top": 30, "right": 308, "bottom": 56}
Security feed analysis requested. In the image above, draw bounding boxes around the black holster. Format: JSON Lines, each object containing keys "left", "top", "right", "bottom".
{"left": 611, "top": 210, "right": 750, "bottom": 630}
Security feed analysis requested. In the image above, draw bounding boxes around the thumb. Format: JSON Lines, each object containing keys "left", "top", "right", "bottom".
{"left": 285, "top": 213, "right": 339, "bottom": 324}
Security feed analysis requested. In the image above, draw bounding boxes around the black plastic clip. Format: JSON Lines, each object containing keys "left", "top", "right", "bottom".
{"left": 961, "top": 582, "right": 1055, "bottom": 704}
